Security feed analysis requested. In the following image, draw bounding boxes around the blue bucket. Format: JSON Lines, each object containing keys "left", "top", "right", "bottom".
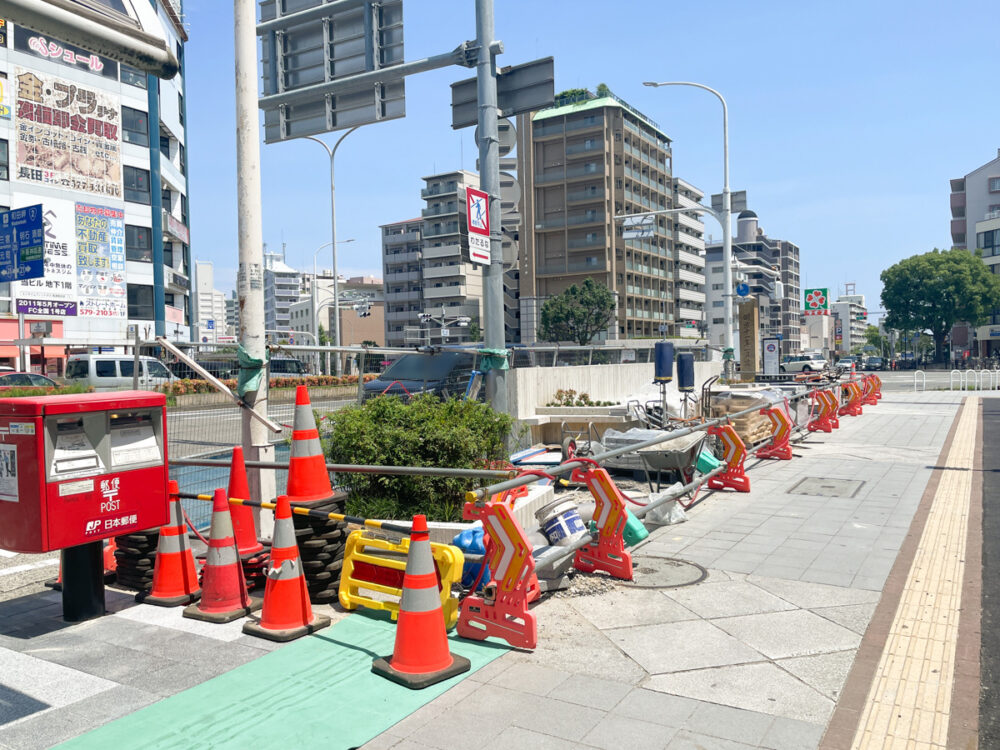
{"left": 535, "top": 498, "right": 588, "bottom": 547}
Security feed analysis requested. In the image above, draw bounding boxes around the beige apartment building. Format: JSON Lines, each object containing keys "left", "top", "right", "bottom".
{"left": 516, "top": 89, "right": 678, "bottom": 343}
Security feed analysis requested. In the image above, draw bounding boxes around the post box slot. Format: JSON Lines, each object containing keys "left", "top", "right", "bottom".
{"left": 45, "top": 414, "right": 109, "bottom": 481}
{"left": 109, "top": 410, "right": 162, "bottom": 468}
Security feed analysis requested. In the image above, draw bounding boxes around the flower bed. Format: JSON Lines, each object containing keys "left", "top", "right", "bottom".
{"left": 161, "top": 373, "right": 377, "bottom": 396}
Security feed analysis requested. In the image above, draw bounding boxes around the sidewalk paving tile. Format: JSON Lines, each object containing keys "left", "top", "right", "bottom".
{"left": 684, "top": 701, "right": 776, "bottom": 745}
{"left": 0, "top": 708, "right": 105, "bottom": 750}
{"left": 483, "top": 726, "right": 590, "bottom": 750}
{"left": 760, "top": 717, "right": 827, "bottom": 750}
{"left": 661, "top": 579, "right": 796, "bottom": 619}
{"left": 510, "top": 694, "right": 604, "bottom": 742}
{"left": 580, "top": 714, "right": 676, "bottom": 750}
{"left": 811, "top": 602, "right": 878, "bottom": 635}
{"left": 0, "top": 648, "right": 115, "bottom": 711}
{"left": 487, "top": 662, "right": 569, "bottom": 697}
{"left": 606, "top": 619, "right": 764, "bottom": 674}
{"left": 646, "top": 662, "right": 834, "bottom": 723}
{"left": 746, "top": 575, "right": 881, "bottom": 609}
{"left": 667, "top": 731, "right": 758, "bottom": 749}
{"left": 711, "top": 610, "right": 860, "bottom": 660}
{"left": 612, "top": 687, "right": 700, "bottom": 727}
{"left": 776, "top": 649, "right": 857, "bottom": 700}
{"left": 544, "top": 673, "right": 632, "bottom": 711}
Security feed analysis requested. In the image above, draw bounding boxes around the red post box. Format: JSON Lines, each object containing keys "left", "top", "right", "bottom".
{"left": 0, "top": 391, "right": 169, "bottom": 554}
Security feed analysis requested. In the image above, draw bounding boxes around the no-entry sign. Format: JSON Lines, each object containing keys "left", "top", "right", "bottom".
{"left": 466, "top": 187, "right": 490, "bottom": 264}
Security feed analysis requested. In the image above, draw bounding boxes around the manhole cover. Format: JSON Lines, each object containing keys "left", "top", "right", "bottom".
{"left": 788, "top": 477, "right": 864, "bottom": 498}
{"left": 618, "top": 555, "right": 707, "bottom": 589}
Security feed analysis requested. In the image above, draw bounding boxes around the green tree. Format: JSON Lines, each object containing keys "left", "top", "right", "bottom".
{"left": 863, "top": 325, "right": 888, "bottom": 356}
{"left": 881, "top": 248, "right": 1000, "bottom": 363}
{"left": 537, "top": 278, "right": 616, "bottom": 346}
{"left": 467, "top": 318, "right": 482, "bottom": 342}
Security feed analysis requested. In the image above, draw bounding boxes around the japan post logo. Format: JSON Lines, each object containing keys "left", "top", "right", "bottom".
{"left": 85, "top": 520, "right": 100, "bottom": 534}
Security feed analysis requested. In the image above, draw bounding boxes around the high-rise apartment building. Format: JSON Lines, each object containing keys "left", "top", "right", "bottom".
{"left": 672, "top": 178, "right": 706, "bottom": 337}
{"left": 516, "top": 88, "right": 675, "bottom": 343}
{"left": 381, "top": 218, "right": 423, "bottom": 347}
{"left": 830, "top": 294, "right": 868, "bottom": 355}
{"left": 263, "top": 247, "right": 301, "bottom": 336}
{"left": 0, "top": 6, "right": 190, "bottom": 371}
{"left": 705, "top": 211, "right": 802, "bottom": 358}
{"left": 950, "top": 149, "right": 1000, "bottom": 250}
{"left": 193, "top": 260, "right": 227, "bottom": 344}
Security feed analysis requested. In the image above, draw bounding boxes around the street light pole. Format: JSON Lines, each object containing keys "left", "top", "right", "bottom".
{"left": 643, "top": 81, "right": 732, "bottom": 362}
{"left": 310, "top": 239, "right": 354, "bottom": 374}
{"left": 305, "top": 126, "right": 358, "bottom": 376}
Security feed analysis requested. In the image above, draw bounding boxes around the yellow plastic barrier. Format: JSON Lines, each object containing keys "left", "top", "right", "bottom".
{"left": 338, "top": 529, "right": 464, "bottom": 629}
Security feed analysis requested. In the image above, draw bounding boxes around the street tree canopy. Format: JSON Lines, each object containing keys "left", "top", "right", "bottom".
{"left": 537, "top": 278, "right": 616, "bottom": 346}
{"left": 880, "top": 248, "right": 1000, "bottom": 362}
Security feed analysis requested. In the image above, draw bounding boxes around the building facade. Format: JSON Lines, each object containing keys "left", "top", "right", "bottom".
{"left": 193, "top": 260, "right": 227, "bottom": 344}
{"left": 0, "top": 6, "right": 190, "bottom": 371}
{"left": 950, "top": 149, "right": 1000, "bottom": 250}
{"left": 516, "top": 88, "right": 676, "bottom": 344}
{"left": 830, "top": 294, "right": 868, "bottom": 355}
{"left": 672, "top": 177, "right": 706, "bottom": 338}
{"left": 705, "top": 211, "right": 802, "bottom": 358}
{"left": 381, "top": 218, "right": 423, "bottom": 347}
{"left": 263, "top": 247, "right": 301, "bottom": 337}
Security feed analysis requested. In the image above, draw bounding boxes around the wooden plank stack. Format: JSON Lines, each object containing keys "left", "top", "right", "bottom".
{"left": 709, "top": 392, "right": 772, "bottom": 447}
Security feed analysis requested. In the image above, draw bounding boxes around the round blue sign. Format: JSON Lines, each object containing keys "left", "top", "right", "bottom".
{"left": 736, "top": 282, "right": 750, "bottom": 297}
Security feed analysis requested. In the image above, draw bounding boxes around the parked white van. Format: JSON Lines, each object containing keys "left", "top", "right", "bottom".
{"left": 65, "top": 354, "right": 176, "bottom": 391}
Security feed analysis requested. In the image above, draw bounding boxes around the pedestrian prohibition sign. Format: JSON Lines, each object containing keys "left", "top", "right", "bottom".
{"left": 466, "top": 187, "right": 490, "bottom": 265}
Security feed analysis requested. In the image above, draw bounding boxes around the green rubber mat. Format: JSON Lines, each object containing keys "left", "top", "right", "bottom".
{"left": 57, "top": 612, "right": 509, "bottom": 750}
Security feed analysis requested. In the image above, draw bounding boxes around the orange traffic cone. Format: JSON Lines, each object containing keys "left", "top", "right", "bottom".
{"left": 372, "top": 515, "right": 471, "bottom": 689}
{"left": 183, "top": 488, "right": 260, "bottom": 623}
{"left": 286, "top": 386, "right": 333, "bottom": 502}
{"left": 139, "top": 481, "right": 201, "bottom": 606}
{"left": 228, "top": 446, "right": 263, "bottom": 556}
{"left": 243, "top": 495, "right": 330, "bottom": 641}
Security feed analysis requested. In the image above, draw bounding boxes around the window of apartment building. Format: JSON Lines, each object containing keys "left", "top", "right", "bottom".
{"left": 162, "top": 243, "right": 174, "bottom": 267}
{"left": 0, "top": 139, "right": 7, "bottom": 181}
{"left": 125, "top": 225, "right": 152, "bottom": 262}
{"left": 162, "top": 186, "right": 172, "bottom": 209}
{"left": 159, "top": 134, "right": 171, "bottom": 160}
{"left": 123, "top": 166, "right": 151, "bottom": 204}
{"left": 711, "top": 266, "right": 723, "bottom": 274}
{"left": 127, "top": 284, "right": 154, "bottom": 319}
{"left": 990, "top": 177, "right": 1000, "bottom": 193}
{"left": 122, "top": 106, "right": 149, "bottom": 147}
{"left": 121, "top": 64, "right": 147, "bottom": 88}
{"left": 712, "top": 300, "right": 724, "bottom": 307}
{"left": 179, "top": 144, "right": 186, "bottom": 175}
{"left": 164, "top": 293, "right": 175, "bottom": 307}
{"left": 178, "top": 93, "right": 185, "bottom": 126}
{"left": 711, "top": 283, "right": 723, "bottom": 290}
{"left": 181, "top": 194, "right": 188, "bottom": 224}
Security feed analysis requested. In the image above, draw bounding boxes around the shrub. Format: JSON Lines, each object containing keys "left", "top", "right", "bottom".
{"left": 545, "top": 389, "right": 617, "bottom": 407}
{"left": 0, "top": 383, "right": 93, "bottom": 398}
{"left": 324, "top": 394, "right": 516, "bottom": 522}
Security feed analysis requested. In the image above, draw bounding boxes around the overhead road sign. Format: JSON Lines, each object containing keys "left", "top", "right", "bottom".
{"left": 451, "top": 56, "right": 555, "bottom": 130}
{"left": 258, "top": 0, "right": 409, "bottom": 142}
{"left": 711, "top": 190, "right": 747, "bottom": 213}
{"left": 622, "top": 214, "right": 655, "bottom": 240}
{"left": 0, "top": 205, "right": 44, "bottom": 282}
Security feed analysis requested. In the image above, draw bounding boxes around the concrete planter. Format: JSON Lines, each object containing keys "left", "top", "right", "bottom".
{"left": 535, "top": 405, "right": 628, "bottom": 417}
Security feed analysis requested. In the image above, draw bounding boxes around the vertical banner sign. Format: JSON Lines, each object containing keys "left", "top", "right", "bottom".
{"left": 14, "top": 68, "right": 121, "bottom": 198}
{"left": 0, "top": 74, "right": 10, "bottom": 122}
{"left": 762, "top": 337, "right": 780, "bottom": 376}
{"left": 15, "top": 199, "right": 77, "bottom": 316}
{"left": 803, "top": 288, "right": 829, "bottom": 316}
{"left": 466, "top": 186, "right": 490, "bottom": 265}
{"left": 75, "top": 203, "right": 126, "bottom": 318}
{"left": 0, "top": 205, "right": 44, "bottom": 281}
{"left": 835, "top": 320, "right": 843, "bottom": 349}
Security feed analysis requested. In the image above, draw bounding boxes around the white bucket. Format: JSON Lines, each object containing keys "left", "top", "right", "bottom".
{"left": 534, "top": 497, "right": 588, "bottom": 547}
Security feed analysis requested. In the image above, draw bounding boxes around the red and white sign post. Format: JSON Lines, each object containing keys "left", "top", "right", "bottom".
{"left": 466, "top": 187, "right": 490, "bottom": 264}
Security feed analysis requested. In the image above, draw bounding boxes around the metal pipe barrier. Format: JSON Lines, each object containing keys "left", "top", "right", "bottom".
{"left": 179, "top": 491, "right": 414, "bottom": 536}
{"left": 170, "top": 457, "right": 512, "bottom": 481}
{"left": 951, "top": 370, "right": 962, "bottom": 390}
{"left": 468, "top": 380, "right": 842, "bottom": 503}
{"left": 914, "top": 370, "right": 925, "bottom": 392}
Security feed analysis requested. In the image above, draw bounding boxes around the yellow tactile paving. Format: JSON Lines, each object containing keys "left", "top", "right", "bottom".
{"left": 851, "top": 398, "right": 978, "bottom": 750}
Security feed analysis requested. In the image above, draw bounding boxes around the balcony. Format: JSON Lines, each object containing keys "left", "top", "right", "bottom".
{"left": 564, "top": 116, "right": 603, "bottom": 134}
{"left": 422, "top": 203, "right": 459, "bottom": 218}
{"left": 162, "top": 209, "right": 190, "bottom": 244}
{"left": 676, "top": 212, "right": 704, "bottom": 233}
{"left": 383, "top": 249, "right": 422, "bottom": 264}
{"left": 533, "top": 122, "right": 564, "bottom": 138}
{"left": 677, "top": 268, "right": 705, "bottom": 285}
{"left": 384, "top": 270, "right": 419, "bottom": 283}
{"left": 534, "top": 163, "right": 604, "bottom": 184}
{"left": 422, "top": 243, "right": 461, "bottom": 260}
{"left": 534, "top": 212, "right": 604, "bottom": 231}
{"left": 424, "top": 284, "right": 467, "bottom": 300}
{"left": 536, "top": 260, "right": 608, "bottom": 276}
{"left": 421, "top": 183, "right": 459, "bottom": 198}
{"left": 565, "top": 141, "right": 603, "bottom": 158}
{"left": 386, "top": 310, "right": 417, "bottom": 322}
{"left": 566, "top": 187, "right": 605, "bottom": 203}
{"left": 676, "top": 233, "right": 705, "bottom": 252}
{"left": 674, "top": 192, "right": 703, "bottom": 211}
{"left": 423, "top": 222, "right": 461, "bottom": 238}
{"left": 677, "top": 248, "right": 705, "bottom": 268}
{"left": 423, "top": 264, "right": 470, "bottom": 280}
{"left": 383, "top": 229, "right": 421, "bottom": 245}
{"left": 567, "top": 234, "right": 605, "bottom": 250}
{"left": 385, "top": 290, "right": 420, "bottom": 302}
{"left": 677, "top": 307, "right": 703, "bottom": 320}
{"left": 678, "top": 288, "right": 706, "bottom": 304}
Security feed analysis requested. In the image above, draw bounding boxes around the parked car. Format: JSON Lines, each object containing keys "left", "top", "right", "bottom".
{"left": 65, "top": 354, "right": 176, "bottom": 391}
{"left": 836, "top": 355, "right": 861, "bottom": 373}
{"left": 780, "top": 353, "right": 828, "bottom": 373}
{"left": 0, "top": 372, "right": 58, "bottom": 390}
{"left": 864, "top": 356, "right": 885, "bottom": 371}
{"left": 362, "top": 351, "right": 479, "bottom": 401}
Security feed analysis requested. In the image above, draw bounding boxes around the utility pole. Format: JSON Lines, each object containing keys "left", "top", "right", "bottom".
{"left": 475, "top": 0, "right": 506, "bottom": 413}
{"left": 234, "top": 0, "right": 273, "bottom": 535}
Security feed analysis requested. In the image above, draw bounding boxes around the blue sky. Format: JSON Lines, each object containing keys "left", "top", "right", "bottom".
{"left": 183, "top": 0, "right": 999, "bottom": 316}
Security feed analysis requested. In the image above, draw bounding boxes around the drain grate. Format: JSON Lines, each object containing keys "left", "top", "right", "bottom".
{"left": 617, "top": 555, "right": 707, "bottom": 589}
{"left": 788, "top": 477, "right": 864, "bottom": 498}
